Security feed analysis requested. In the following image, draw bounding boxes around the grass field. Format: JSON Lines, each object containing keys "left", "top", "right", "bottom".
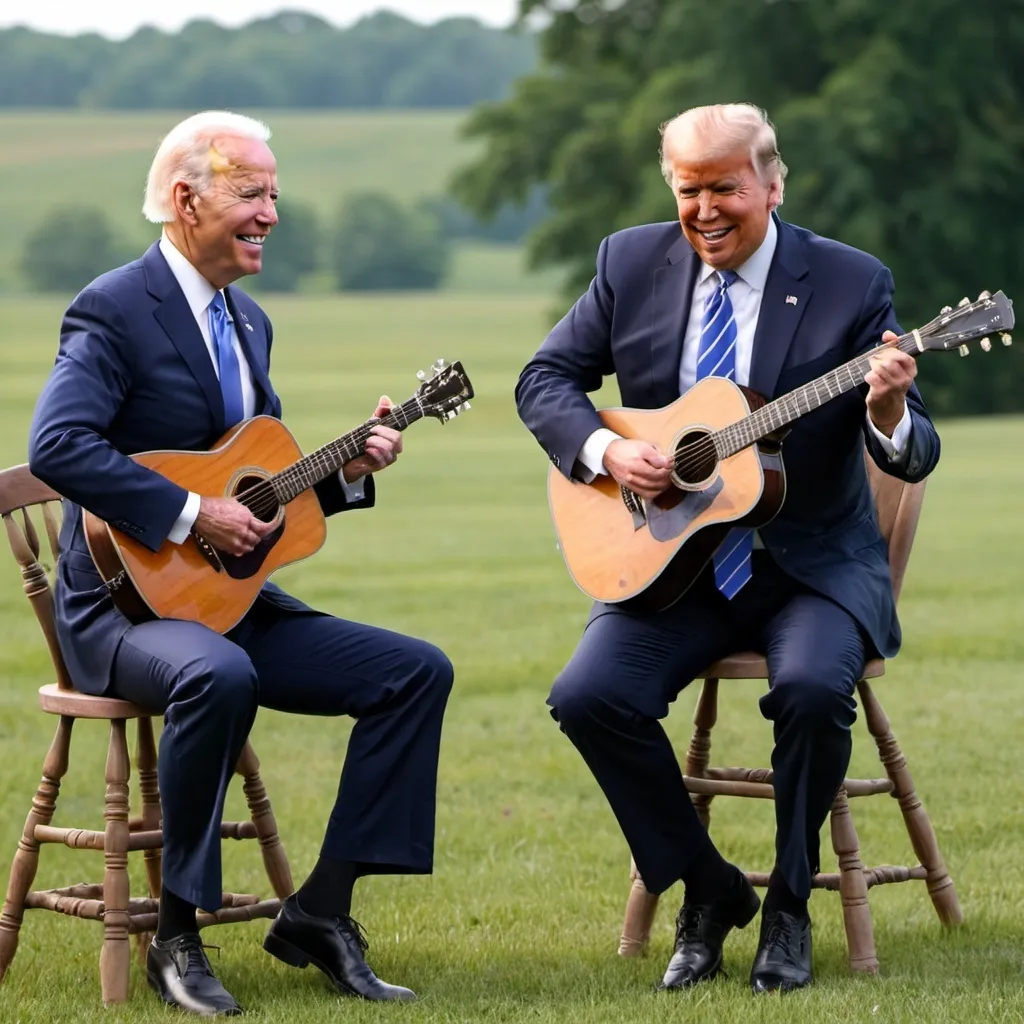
{"left": 0, "top": 290, "right": 1023, "bottom": 1023}
{"left": 0, "top": 110, "right": 563, "bottom": 296}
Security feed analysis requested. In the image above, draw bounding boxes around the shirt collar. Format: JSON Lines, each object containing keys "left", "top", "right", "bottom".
{"left": 158, "top": 232, "right": 227, "bottom": 321}
{"left": 697, "top": 215, "right": 778, "bottom": 291}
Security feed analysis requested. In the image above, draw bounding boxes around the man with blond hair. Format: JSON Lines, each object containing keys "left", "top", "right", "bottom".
{"left": 517, "top": 102, "right": 938, "bottom": 993}
{"left": 29, "top": 111, "right": 453, "bottom": 1015}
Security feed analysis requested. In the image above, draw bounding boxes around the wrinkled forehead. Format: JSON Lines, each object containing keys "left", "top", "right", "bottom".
{"left": 208, "top": 135, "right": 277, "bottom": 185}
{"left": 665, "top": 130, "right": 754, "bottom": 185}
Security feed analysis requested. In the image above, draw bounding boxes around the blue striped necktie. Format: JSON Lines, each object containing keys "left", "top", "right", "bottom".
{"left": 208, "top": 291, "right": 245, "bottom": 428}
{"left": 695, "top": 269, "right": 752, "bottom": 599}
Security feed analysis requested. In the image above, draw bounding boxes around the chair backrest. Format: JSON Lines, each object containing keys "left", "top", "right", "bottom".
{"left": 0, "top": 464, "right": 72, "bottom": 690}
{"left": 864, "top": 451, "right": 926, "bottom": 606}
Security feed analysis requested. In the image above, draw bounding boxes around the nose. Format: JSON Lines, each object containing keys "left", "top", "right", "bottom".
{"left": 696, "top": 191, "right": 717, "bottom": 221}
{"left": 257, "top": 198, "right": 279, "bottom": 226}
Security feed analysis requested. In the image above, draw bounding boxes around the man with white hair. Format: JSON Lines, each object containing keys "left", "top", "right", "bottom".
{"left": 29, "top": 111, "right": 454, "bottom": 1015}
{"left": 517, "top": 103, "right": 939, "bottom": 994}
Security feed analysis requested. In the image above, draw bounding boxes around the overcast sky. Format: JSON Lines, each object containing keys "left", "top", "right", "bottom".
{"left": 0, "top": 0, "right": 521, "bottom": 38}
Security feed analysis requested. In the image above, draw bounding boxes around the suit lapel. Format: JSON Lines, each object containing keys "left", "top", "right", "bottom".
{"left": 650, "top": 234, "right": 700, "bottom": 406}
{"left": 748, "top": 217, "right": 812, "bottom": 399}
{"left": 224, "top": 288, "right": 275, "bottom": 413}
{"left": 145, "top": 244, "right": 226, "bottom": 429}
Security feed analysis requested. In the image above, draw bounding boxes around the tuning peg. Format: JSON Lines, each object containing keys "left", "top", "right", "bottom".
{"left": 1001, "top": 332, "right": 1013, "bottom": 346}
{"left": 434, "top": 358, "right": 446, "bottom": 369}
{"left": 958, "top": 345, "right": 970, "bottom": 357}
{"left": 957, "top": 297, "right": 970, "bottom": 307}
{"left": 416, "top": 369, "right": 427, "bottom": 381}
{"left": 978, "top": 289, "right": 991, "bottom": 300}
{"left": 980, "top": 337, "right": 992, "bottom": 352}
{"left": 940, "top": 305, "right": 953, "bottom": 314}
{"left": 462, "top": 401, "right": 471, "bottom": 411}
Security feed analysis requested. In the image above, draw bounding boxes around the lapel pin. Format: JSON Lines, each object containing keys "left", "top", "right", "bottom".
{"left": 785, "top": 295, "right": 798, "bottom": 305}
{"left": 244, "top": 323, "right": 254, "bottom": 332}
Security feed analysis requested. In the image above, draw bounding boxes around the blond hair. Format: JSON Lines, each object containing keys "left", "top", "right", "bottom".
{"left": 142, "top": 110, "right": 272, "bottom": 223}
{"left": 659, "top": 103, "right": 787, "bottom": 202}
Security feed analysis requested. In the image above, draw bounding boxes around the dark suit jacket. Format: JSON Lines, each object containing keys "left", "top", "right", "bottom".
{"left": 515, "top": 215, "right": 940, "bottom": 658}
{"left": 28, "top": 241, "right": 374, "bottom": 694}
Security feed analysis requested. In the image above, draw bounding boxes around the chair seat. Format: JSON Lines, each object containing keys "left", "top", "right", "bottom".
{"left": 701, "top": 652, "right": 885, "bottom": 680}
{"left": 38, "top": 684, "right": 152, "bottom": 719}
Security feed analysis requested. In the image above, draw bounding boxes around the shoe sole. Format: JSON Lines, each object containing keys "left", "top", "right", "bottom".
{"left": 263, "top": 931, "right": 359, "bottom": 998}
{"left": 145, "top": 969, "right": 242, "bottom": 1016}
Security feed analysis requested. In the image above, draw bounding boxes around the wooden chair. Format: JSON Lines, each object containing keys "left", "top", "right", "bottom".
{"left": 618, "top": 455, "right": 963, "bottom": 973}
{"left": 0, "top": 464, "right": 295, "bottom": 1006}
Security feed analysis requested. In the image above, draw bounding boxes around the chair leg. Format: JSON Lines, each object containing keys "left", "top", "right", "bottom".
{"left": 858, "top": 680, "right": 963, "bottom": 926}
{"left": 829, "top": 785, "right": 877, "bottom": 973}
{"left": 100, "top": 720, "right": 131, "bottom": 1006}
{"left": 134, "top": 716, "right": 161, "bottom": 964}
{"left": 236, "top": 742, "right": 294, "bottom": 900}
{"left": 0, "top": 715, "right": 74, "bottom": 986}
{"left": 684, "top": 679, "right": 719, "bottom": 830}
{"left": 619, "top": 858, "right": 659, "bottom": 957}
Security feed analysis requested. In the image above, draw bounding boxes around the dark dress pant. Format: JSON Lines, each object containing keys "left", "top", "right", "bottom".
{"left": 110, "top": 596, "right": 454, "bottom": 911}
{"left": 547, "top": 552, "right": 865, "bottom": 899}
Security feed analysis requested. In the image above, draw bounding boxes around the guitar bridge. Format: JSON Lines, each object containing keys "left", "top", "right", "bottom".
{"left": 620, "top": 485, "right": 648, "bottom": 530}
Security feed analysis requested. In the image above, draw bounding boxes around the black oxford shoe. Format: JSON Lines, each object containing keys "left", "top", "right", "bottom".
{"left": 750, "top": 907, "right": 813, "bottom": 994}
{"left": 658, "top": 871, "right": 761, "bottom": 990}
{"left": 146, "top": 933, "right": 242, "bottom": 1017}
{"left": 264, "top": 894, "right": 416, "bottom": 1002}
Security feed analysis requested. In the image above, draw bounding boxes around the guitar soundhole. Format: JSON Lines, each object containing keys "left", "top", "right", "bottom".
{"left": 234, "top": 474, "right": 280, "bottom": 523}
{"left": 672, "top": 429, "right": 719, "bottom": 488}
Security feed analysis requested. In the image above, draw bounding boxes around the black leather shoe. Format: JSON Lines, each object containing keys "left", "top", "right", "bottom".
{"left": 750, "top": 908, "right": 813, "bottom": 994}
{"left": 264, "top": 894, "right": 416, "bottom": 1001}
{"left": 146, "top": 933, "right": 242, "bottom": 1016}
{"left": 658, "top": 872, "right": 761, "bottom": 989}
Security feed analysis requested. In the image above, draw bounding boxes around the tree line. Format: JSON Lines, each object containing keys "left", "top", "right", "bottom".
{"left": 452, "top": 0, "right": 1023, "bottom": 417}
{"left": 0, "top": 11, "right": 536, "bottom": 109}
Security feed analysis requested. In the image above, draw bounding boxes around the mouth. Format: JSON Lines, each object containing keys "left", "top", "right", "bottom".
{"left": 695, "top": 226, "right": 734, "bottom": 242}
{"left": 237, "top": 235, "right": 266, "bottom": 247}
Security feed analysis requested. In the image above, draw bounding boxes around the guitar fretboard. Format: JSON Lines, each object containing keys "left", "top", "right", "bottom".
{"left": 713, "top": 332, "right": 921, "bottom": 458}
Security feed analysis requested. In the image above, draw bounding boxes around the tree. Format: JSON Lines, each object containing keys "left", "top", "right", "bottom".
{"left": 20, "top": 207, "right": 132, "bottom": 293}
{"left": 332, "top": 192, "right": 450, "bottom": 291}
{"left": 452, "top": 0, "right": 1024, "bottom": 415}
{"left": 254, "top": 198, "right": 320, "bottom": 292}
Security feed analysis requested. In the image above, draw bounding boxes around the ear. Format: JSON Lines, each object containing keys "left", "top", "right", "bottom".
{"left": 172, "top": 181, "right": 200, "bottom": 225}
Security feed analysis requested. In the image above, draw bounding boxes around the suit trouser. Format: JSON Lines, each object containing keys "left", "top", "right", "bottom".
{"left": 109, "top": 596, "right": 454, "bottom": 911}
{"left": 547, "top": 551, "right": 865, "bottom": 900}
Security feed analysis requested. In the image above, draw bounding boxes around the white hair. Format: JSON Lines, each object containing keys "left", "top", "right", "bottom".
{"left": 659, "top": 103, "right": 788, "bottom": 203}
{"left": 142, "top": 110, "right": 272, "bottom": 223}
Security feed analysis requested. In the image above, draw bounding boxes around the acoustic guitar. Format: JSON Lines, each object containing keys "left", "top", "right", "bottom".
{"left": 84, "top": 359, "right": 473, "bottom": 633}
{"left": 548, "top": 291, "right": 1014, "bottom": 614}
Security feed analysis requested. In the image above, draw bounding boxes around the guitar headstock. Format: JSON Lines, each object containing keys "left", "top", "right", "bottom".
{"left": 413, "top": 358, "right": 474, "bottom": 422}
{"left": 916, "top": 290, "right": 1014, "bottom": 356}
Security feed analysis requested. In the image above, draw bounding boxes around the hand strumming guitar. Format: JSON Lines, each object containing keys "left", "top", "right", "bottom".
{"left": 195, "top": 496, "right": 276, "bottom": 556}
{"left": 342, "top": 395, "right": 404, "bottom": 483}
{"left": 602, "top": 438, "right": 672, "bottom": 500}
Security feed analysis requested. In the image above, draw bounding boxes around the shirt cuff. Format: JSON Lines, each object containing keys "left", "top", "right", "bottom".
{"left": 576, "top": 428, "right": 622, "bottom": 482}
{"left": 338, "top": 469, "right": 366, "bottom": 503}
{"left": 866, "top": 405, "right": 912, "bottom": 462}
{"left": 167, "top": 491, "right": 201, "bottom": 544}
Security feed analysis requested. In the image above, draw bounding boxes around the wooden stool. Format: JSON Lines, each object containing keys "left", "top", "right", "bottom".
{"left": 618, "top": 456, "right": 963, "bottom": 973}
{"left": 0, "top": 465, "right": 295, "bottom": 1005}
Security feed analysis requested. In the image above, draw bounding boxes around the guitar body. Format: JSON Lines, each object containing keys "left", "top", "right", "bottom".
{"left": 84, "top": 415, "right": 327, "bottom": 634}
{"left": 547, "top": 377, "right": 786, "bottom": 613}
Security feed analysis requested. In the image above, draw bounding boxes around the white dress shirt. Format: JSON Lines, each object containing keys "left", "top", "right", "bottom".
{"left": 576, "top": 218, "right": 911, "bottom": 484}
{"left": 159, "top": 234, "right": 363, "bottom": 544}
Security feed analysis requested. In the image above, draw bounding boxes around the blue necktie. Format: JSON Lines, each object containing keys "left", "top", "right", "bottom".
{"left": 208, "top": 291, "right": 245, "bottom": 428}
{"left": 695, "top": 270, "right": 752, "bottom": 599}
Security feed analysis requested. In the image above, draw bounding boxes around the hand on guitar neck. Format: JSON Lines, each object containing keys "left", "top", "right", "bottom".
{"left": 603, "top": 438, "right": 672, "bottom": 500}
{"left": 865, "top": 330, "right": 917, "bottom": 437}
{"left": 340, "top": 395, "right": 404, "bottom": 482}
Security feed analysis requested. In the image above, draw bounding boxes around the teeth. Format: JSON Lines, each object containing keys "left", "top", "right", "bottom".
{"left": 239, "top": 235, "right": 265, "bottom": 245}
{"left": 701, "top": 228, "right": 730, "bottom": 240}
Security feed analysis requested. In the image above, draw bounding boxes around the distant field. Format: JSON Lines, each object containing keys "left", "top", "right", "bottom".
{"left": 0, "top": 109, "right": 562, "bottom": 295}
{"left": 1, "top": 291, "right": 1024, "bottom": 1022}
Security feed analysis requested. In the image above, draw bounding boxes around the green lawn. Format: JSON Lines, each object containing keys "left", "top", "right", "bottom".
{"left": 0, "top": 292, "right": 1023, "bottom": 1023}
{"left": 0, "top": 110, "right": 566, "bottom": 296}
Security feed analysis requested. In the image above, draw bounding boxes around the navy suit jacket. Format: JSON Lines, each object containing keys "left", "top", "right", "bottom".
{"left": 515, "top": 216, "right": 940, "bottom": 658}
{"left": 28, "top": 242, "right": 374, "bottom": 694}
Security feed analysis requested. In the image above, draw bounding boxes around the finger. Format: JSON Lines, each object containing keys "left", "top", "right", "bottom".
{"left": 373, "top": 394, "right": 393, "bottom": 418}
{"left": 369, "top": 424, "right": 402, "bottom": 444}
{"left": 881, "top": 330, "right": 900, "bottom": 346}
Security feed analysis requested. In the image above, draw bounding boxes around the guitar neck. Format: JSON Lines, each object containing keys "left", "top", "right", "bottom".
{"left": 266, "top": 396, "right": 426, "bottom": 504}
{"left": 715, "top": 330, "right": 923, "bottom": 458}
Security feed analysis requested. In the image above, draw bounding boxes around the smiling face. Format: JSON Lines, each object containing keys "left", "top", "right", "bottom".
{"left": 664, "top": 134, "right": 780, "bottom": 271}
{"left": 167, "top": 134, "right": 279, "bottom": 288}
